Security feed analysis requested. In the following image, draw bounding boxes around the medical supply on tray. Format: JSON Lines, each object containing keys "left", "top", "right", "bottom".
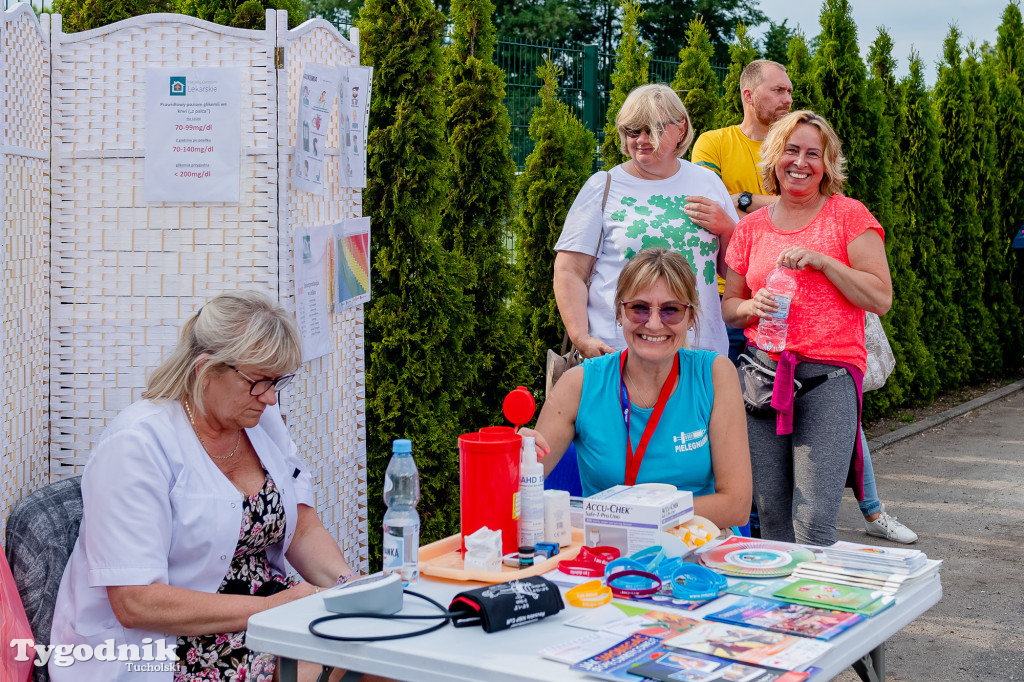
{"left": 544, "top": 488, "right": 572, "bottom": 546}
{"left": 583, "top": 485, "right": 694, "bottom": 555}
{"left": 463, "top": 526, "right": 502, "bottom": 572}
{"left": 518, "top": 436, "right": 545, "bottom": 547}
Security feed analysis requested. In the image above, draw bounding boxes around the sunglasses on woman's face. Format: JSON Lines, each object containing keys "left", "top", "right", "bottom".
{"left": 623, "top": 121, "right": 676, "bottom": 139}
{"left": 621, "top": 300, "right": 692, "bottom": 325}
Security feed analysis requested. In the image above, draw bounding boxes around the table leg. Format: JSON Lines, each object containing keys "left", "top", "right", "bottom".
{"left": 852, "top": 643, "right": 886, "bottom": 682}
{"left": 277, "top": 658, "right": 298, "bottom": 682}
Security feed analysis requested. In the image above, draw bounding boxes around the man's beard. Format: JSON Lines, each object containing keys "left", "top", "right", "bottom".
{"left": 754, "top": 98, "right": 786, "bottom": 127}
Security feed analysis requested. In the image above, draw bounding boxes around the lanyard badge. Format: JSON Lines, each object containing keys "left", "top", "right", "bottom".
{"left": 619, "top": 351, "right": 680, "bottom": 485}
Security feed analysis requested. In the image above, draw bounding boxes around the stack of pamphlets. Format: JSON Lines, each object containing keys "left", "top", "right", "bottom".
{"left": 820, "top": 541, "right": 928, "bottom": 574}
{"left": 791, "top": 558, "right": 941, "bottom": 595}
{"left": 771, "top": 579, "right": 894, "bottom": 616}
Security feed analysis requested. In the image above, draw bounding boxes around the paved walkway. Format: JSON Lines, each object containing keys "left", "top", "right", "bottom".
{"left": 830, "top": 385, "right": 1024, "bottom": 681}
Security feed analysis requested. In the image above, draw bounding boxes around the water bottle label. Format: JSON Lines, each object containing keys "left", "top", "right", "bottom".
{"left": 382, "top": 534, "right": 403, "bottom": 572}
{"left": 773, "top": 295, "right": 792, "bottom": 319}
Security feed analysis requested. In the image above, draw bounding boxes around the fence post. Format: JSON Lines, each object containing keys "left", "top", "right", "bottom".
{"left": 583, "top": 44, "right": 599, "bottom": 133}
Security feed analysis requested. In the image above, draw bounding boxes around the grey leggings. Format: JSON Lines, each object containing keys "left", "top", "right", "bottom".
{"left": 747, "top": 356, "right": 858, "bottom": 547}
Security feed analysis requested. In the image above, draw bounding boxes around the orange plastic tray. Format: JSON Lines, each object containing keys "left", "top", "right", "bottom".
{"left": 419, "top": 528, "right": 584, "bottom": 583}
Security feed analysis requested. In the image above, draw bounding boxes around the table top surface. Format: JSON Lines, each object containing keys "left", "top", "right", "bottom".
{"left": 247, "top": 559, "right": 942, "bottom": 682}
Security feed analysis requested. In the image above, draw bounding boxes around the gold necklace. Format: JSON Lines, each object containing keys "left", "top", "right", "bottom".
{"left": 624, "top": 368, "right": 654, "bottom": 409}
{"left": 183, "top": 399, "right": 241, "bottom": 460}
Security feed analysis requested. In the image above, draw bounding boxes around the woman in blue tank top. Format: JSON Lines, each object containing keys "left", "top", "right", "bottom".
{"left": 524, "top": 248, "right": 751, "bottom": 529}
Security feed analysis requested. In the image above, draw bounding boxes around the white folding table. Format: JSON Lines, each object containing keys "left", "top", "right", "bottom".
{"left": 247, "top": 572, "right": 941, "bottom": 682}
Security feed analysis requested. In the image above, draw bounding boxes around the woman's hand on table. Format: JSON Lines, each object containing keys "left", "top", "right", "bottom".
{"left": 264, "top": 581, "right": 320, "bottom": 611}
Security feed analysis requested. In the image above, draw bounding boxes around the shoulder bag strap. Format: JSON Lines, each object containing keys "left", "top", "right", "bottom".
{"left": 563, "top": 172, "right": 613, "bottom": 354}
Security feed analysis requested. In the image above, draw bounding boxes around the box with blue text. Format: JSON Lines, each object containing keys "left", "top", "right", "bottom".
{"left": 583, "top": 485, "right": 694, "bottom": 555}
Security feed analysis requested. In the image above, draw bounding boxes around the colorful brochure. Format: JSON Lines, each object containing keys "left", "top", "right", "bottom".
{"left": 705, "top": 596, "right": 863, "bottom": 640}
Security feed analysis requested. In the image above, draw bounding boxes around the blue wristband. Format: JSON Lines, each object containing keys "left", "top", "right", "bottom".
{"left": 670, "top": 563, "right": 725, "bottom": 602}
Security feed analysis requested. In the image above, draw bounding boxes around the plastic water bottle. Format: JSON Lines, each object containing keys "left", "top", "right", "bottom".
{"left": 517, "top": 436, "right": 545, "bottom": 547}
{"left": 756, "top": 265, "right": 798, "bottom": 352}
{"left": 383, "top": 438, "right": 420, "bottom": 586}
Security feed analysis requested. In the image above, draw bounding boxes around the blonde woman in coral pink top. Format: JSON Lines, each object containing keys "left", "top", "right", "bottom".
{"left": 722, "top": 110, "right": 892, "bottom": 546}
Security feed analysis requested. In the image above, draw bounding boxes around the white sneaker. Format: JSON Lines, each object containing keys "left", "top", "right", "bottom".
{"left": 864, "top": 505, "right": 918, "bottom": 544}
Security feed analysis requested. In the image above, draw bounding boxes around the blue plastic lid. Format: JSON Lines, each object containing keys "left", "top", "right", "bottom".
{"left": 392, "top": 438, "right": 412, "bottom": 454}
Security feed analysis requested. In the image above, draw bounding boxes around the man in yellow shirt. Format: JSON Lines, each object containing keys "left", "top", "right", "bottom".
{"left": 692, "top": 60, "right": 919, "bottom": 544}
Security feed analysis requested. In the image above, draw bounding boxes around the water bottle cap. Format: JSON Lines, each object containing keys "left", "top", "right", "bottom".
{"left": 392, "top": 438, "right": 412, "bottom": 454}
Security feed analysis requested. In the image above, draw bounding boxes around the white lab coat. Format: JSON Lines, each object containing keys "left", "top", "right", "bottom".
{"left": 49, "top": 399, "right": 314, "bottom": 681}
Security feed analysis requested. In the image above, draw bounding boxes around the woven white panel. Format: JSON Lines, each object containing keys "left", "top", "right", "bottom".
{"left": 1, "top": 5, "right": 50, "bottom": 535}
{"left": 49, "top": 13, "right": 279, "bottom": 472}
{"left": 279, "top": 15, "right": 367, "bottom": 573}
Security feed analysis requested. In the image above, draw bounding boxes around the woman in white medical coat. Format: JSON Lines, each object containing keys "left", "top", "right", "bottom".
{"left": 50, "top": 291, "right": 356, "bottom": 682}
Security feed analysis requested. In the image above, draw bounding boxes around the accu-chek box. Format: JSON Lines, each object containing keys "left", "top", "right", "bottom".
{"left": 583, "top": 485, "right": 694, "bottom": 555}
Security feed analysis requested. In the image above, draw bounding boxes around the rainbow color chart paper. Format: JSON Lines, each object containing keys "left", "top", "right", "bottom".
{"left": 335, "top": 217, "right": 371, "bottom": 309}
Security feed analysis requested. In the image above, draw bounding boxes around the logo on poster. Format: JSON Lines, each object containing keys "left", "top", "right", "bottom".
{"left": 169, "top": 77, "right": 187, "bottom": 96}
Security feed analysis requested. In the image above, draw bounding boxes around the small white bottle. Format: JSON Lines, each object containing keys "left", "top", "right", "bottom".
{"left": 518, "top": 436, "right": 545, "bottom": 548}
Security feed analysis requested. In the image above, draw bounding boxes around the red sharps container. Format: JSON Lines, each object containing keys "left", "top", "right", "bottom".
{"left": 457, "top": 426, "right": 521, "bottom": 555}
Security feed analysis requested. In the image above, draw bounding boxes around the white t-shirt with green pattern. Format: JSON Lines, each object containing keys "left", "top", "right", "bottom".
{"left": 556, "top": 161, "right": 737, "bottom": 355}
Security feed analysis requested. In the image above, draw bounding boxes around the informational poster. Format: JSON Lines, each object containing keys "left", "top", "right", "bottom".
{"left": 144, "top": 67, "right": 241, "bottom": 202}
{"left": 293, "top": 224, "right": 336, "bottom": 362}
{"left": 293, "top": 64, "right": 340, "bottom": 195}
{"left": 334, "top": 217, "right": 371, "bottom": 309}
{"left": 338, "top": 66, "right": 373, "bottom": 188}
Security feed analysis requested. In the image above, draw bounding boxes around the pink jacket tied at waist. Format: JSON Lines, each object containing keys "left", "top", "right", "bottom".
{"left": 769, "top": 350, "right": 867, "bottom": 500}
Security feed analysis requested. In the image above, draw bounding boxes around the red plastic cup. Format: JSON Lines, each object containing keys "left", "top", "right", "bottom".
{"left": 458, "top": 429, "right": 522, "bottom": 555}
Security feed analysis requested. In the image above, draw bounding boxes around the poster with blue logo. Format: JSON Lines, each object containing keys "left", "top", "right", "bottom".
{"left": 144, "top": 67, "right": 241, "bottom": 202}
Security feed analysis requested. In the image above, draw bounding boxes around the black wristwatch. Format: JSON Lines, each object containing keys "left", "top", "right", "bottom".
{"left": 737, "top": 192, "right": 754, "bottom": 212}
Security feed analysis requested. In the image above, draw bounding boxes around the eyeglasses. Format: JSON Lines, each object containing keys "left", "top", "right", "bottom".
{"left": 623, "top": 121, "right": 677, "bottom": 139}
{"left": 228, "top": 365, "right": 296, "bottom": 396}
{"left": 621, "top": 300, "right": 692, "bottom": 325}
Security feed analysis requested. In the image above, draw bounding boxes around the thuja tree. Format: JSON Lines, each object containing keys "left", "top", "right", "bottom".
{"left": 899, "top": 53, "right": 969, "bottom": 391}
{"left": 672, "top": 15, "right": 721, "bottom": 147}
{"left": 864, "top": 30, "right": 921, "bottom": 413}
{"left": 442, "top": 0, "right": 528, "bottom": 426}
{"left": 601, "top": 0, "right": 649, "bottom": 170}
{"left": 936, "top": 27, "right": 998, "bottom": 382}
{"left": 514, "top": 60, "right": 598, "bottom": 378}
{"left": 974, "top": 44, "right": 1023, "bottom": 371}
{"left": 996, "top": 2, "right": 1024, "bottom": 357}
{"left": 786, "top": 31, "right": 821, "bottom": 112}
{"left": 360, "top": 0, "right": 470, "bottom": 563}
{"left": 863, "top": 28, "right": 935, "bottom": 412}
{"left": 53, "top": 0, "right": 174, "bottom": 31}
{"left": 715, "top": 22, "right": 758, "bottom": 128}
{"left": 813, "top": 0, "right": 876, "bottom": 207}
{"left": 177, "top": 0, "right": 306, "bottom": 28}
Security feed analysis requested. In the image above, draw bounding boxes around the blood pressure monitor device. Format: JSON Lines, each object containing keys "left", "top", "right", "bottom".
{"left": 322, "top": 572, "right": 404, "bottom": 615}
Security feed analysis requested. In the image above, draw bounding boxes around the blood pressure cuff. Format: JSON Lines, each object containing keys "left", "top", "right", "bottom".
{"left": 448, "top": 576, "right": 564, "bottom": 633}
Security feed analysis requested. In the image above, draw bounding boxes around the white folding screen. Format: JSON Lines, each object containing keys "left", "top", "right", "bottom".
{"left": 2, "top": 9, "right": 366, "bottom": 569}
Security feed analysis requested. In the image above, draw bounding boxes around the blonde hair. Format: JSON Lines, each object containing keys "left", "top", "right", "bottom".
{"left": 760, "top": 110, "right": 847, "bottom": 197}
{"left": 143, "top": 290, "right": 302, "bottom": 413}
{"left": 616, "top": 84, "right": 695, "bottom": 159}
{"left": 615, "top": 248, "right": 701, "bottom": 348}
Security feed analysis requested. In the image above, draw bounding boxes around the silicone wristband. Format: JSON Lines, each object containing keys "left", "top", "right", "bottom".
{"left": 670, "top": 564, "right": 725, "bottom": 602}
{"left": 557, "top": 560, "right": 607, "bottom": 578}
{"left": 579, "top": 546, "right": 621, "bottom": 565}
{"left": 566, "top": 580, "right": 614, "bottom": 608}
{"left": 557, "top": 546, "right": 622, "bottom": 577}
{"left": 629, "top": 546, "right": 666, "bottom": 572}
{"left": 603, "top": 558, "right": 646, "bottom": 586}
{"left": 606, "top": 570, "right": 662, "bottom": 598}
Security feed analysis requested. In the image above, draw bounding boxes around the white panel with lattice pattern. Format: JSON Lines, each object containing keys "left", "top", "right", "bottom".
{"left": 1, "top": 4, "right": 51, "bottom": 535}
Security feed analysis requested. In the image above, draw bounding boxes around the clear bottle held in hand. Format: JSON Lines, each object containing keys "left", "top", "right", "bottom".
{"left": 756, "top": 264, "right": 798, "bottom": 352}
{"left": 383, "top": 438, "right": 420, "bottom": 586}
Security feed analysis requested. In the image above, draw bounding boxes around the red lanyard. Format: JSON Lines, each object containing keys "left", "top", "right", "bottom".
{"left": 619, "top": 351, "right": 679, "bottom": 485}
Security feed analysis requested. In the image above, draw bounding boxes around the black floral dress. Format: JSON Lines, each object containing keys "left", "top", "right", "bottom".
{"left": 175, "top": 473, "right": 293, "bottom": 682}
